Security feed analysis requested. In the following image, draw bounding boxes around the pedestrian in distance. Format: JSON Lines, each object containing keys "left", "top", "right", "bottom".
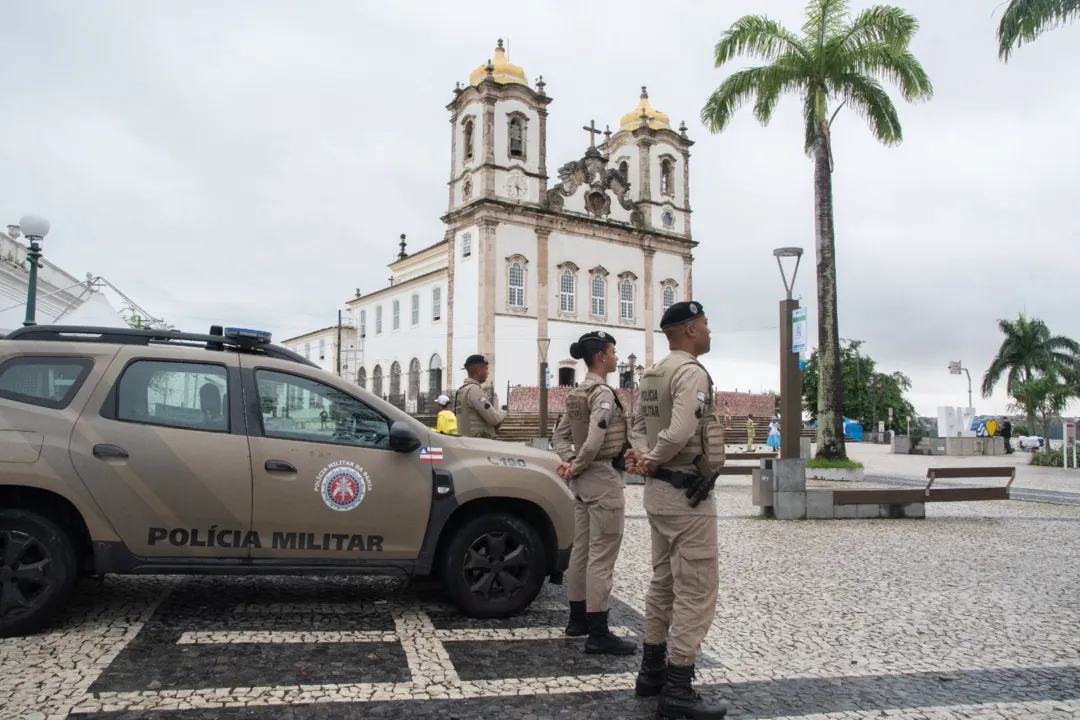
{"left": 551, "top": 330, "right": 636, "bottom": 656}
{"left": 454, "top": 354, "right": 506, "bottom": 439}
{"left": 625, "top": 300, "right": 728, "bottom": 719}
{"left": 435, "top": 394, "right": 457, "bottom": 435}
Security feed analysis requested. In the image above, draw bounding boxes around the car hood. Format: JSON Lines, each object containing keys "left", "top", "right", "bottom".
{"left": 439, "top": 435, "right": 560, "bottom": 468}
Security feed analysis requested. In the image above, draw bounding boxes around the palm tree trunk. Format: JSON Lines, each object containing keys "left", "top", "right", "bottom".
{"left": 813, "top": 129, "right": 846, "bottom": 460}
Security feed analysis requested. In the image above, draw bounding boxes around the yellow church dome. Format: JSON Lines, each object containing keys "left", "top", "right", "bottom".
{"left": 469, "top": 39, "right": 528, "bottom": 87}
{"left": 619, "top": 86, "right": 671, "bottom": 131}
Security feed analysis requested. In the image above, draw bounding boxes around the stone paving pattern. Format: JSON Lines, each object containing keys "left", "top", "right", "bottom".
{"left": 2, "top": 475, "right": 1079, "bottom": 719}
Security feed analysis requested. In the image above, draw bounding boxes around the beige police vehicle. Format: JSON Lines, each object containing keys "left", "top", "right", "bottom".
{"left": 0, "top": 324, "right": 574, "bottom": 637}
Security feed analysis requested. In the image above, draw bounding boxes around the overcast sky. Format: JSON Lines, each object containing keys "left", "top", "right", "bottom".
{"left": 2, "top": 0, "right": 1078, "bottom": 417}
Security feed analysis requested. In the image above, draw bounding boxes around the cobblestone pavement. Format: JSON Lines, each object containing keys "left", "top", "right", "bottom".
{"left": 2, "top": 480, "right": 1079, "bottom": 719}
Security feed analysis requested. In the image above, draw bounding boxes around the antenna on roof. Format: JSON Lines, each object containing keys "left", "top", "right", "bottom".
{"left": 505, "top": 37, "right": 509, "bottom": 60}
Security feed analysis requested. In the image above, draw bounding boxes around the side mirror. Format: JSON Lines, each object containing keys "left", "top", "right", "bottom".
{"left": 389, "top": 421, "right": 422, "bottom": 453}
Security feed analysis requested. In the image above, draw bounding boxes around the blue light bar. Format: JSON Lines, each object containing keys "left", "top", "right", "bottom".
{"left": 224, "top": 327, "right": 272, "bottom": 344}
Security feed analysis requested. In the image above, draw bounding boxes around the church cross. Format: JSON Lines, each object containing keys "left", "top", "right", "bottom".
{"left": 582, "top": 120, "right": 602, "bottom": 147}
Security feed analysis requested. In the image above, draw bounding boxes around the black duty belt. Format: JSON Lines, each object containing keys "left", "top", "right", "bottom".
{"left": 651, "top": 467, "right": 701, "bottom": 489}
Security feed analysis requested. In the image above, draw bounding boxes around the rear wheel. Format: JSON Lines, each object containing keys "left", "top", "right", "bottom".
{"left": 440, "top": 513, "right": 546, "bottom": 618}
{"left": 0, "top": 510, "right": 78, "bottom": 638}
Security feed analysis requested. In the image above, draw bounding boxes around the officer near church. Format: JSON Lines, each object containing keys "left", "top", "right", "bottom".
{"left": 625, "top": 300, "right": 727, "bottom": 719}
{"left": 550, "top": 330, "right": 636, "bottom": 656}
{"left": 454, "top": 354, "right": 507, "bottom": 439}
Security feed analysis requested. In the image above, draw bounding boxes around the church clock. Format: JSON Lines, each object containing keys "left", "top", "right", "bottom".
{"left": 506, "top": 173, "right": 528, "bottom": 200}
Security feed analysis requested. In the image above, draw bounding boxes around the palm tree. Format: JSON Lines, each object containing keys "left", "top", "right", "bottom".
{"left": 982, "top": 313, "right": 1080, "bottom": 430}
{"left": 700, "top": 0, "right": 932, "bottom": 459}
{"left": 997, "top": 0, "right": 1079, "bottom": 61}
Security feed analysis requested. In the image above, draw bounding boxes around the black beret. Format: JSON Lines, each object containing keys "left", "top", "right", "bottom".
{"left": 660, "top": 301, "right": 705, "bottom": 330}
{"left": 576, "top": 330, "right": 616, "bottom": 346}
{"left": 464, "top": 354, "right": 489, "bottom": 368}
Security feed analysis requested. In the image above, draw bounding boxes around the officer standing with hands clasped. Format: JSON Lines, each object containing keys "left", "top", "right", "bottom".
{"left": 625, "top": 301, "right": 728, "bottom": 719}
{"left": 551, "top": 331, "right": 636, "bottom": 656}
{"left": 454, "top": 354, "right": 507, "bottom": 439}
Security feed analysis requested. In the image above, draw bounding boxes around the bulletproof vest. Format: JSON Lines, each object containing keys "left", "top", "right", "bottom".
{"left": 455, "top": 381, "right": 495, "bottom": 439}
{"left": 565, "top": 383, "right": 628, "bottom": 461}
{"left": 638, "top": 353, "right": 725, "bottom": 471}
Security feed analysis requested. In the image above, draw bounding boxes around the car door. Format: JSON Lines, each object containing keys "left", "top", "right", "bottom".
{"left": 239, "top": 355, "right": 433, "bottom": 562}
{"left": 69, "top": 346, "right": 253, "bottom": 558}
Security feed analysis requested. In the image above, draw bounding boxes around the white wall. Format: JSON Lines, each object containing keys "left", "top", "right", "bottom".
{"left": 450, "top": 225, "right": 479, "bottom": 390}
{"left": 495, "top": 224, "right": 538, "bottom": 316}
{"left": 547, "top": 232, "right": 646, "bottom": 330}
{"left": 282, "top": 327, "right": 358, "bottom": 377}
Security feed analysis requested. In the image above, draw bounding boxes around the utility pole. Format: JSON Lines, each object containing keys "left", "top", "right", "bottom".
{"left": 336, "top": 309, "right": 343, "bottom": 377}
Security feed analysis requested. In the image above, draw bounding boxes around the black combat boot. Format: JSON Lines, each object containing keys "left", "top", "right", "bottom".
{"left": 635, "top": 642, "right": 667, "bottom": 696}
{"left": 584, "top": 611, "right": 637, "bottom": 655}
{"left": 564, "top": 600, "right": 588, "bottom": 637}
{"left": 656, "top": 663, "right": 728, "bottom": 719}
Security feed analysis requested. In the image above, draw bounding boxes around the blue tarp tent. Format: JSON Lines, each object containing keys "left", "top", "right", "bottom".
{"left": 811, "top": 417, "right": 864, "bottom": 441}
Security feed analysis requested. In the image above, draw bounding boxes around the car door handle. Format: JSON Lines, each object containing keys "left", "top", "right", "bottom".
{"left": 93, "top": 444, "right": 128, "bottom": 459}
{"left": 264, "top": 460, "right": 297, "bottom": 473}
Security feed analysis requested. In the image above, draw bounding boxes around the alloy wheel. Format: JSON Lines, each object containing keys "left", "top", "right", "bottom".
{"left": 0, "top": 531, "right": 52, "bottom": 621}
{"left": 461, "top": 531, "right": 531, "bottom": 602}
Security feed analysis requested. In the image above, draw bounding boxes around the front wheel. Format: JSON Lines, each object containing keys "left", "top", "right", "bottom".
{"left": 440, "top": 513, "right": 546, "bottom": 618}
{"left": 0, "top": 509, "right": 78, "bottom": 638}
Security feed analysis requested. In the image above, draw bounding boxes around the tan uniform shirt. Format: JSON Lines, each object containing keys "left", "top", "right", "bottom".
{"left": 551, "top": 372, "right": 622, "bottom": 479}
{"left": 631, "top": 355, "right": 716, "bottom": 516}
{"left": 457, "top": 378, "right": 506, "bottom": 437}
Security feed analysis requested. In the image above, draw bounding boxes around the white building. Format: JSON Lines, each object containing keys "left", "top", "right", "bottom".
{"left": 346, "top": 40, "right": 696, "bottom": 409}
{"left": 281, "top": 324, "right": 360, "bottom": 377}
{"left": 0, "top": 224, "right": 131, "bottom": 334}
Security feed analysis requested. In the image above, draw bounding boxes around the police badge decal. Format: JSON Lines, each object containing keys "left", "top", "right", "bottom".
{"left": 315, "top": 461, "right": 373, "bottom": 512}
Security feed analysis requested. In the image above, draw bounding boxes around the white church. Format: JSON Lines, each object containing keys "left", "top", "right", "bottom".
{"left": 345, "top": 39, "right": 696, "bottom": 408}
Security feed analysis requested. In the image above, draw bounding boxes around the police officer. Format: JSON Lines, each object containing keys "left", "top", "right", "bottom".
{"left": 551, "top": 331, "right": 636, "bottom": 656}
{"left": 626, "top": 301, "right": 727, "bottom": 719}
{"left": 454, "top": 354, "right": 506, "bottom": 439}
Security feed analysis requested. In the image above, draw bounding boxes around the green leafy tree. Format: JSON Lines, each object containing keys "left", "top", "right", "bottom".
{"left": 1008, "top": 372, "right": 1079, "bottom": 444}
{"left": 982, "top": 313, "right": 1080, "bottom": 431}
{"left": 997, "top": 0, "right": 1079, "bottom": 61}
{"left": 701, "top": 0, "right": 933, "bottom": 459}
{"left": 802, "top": 340, "right": 916, "bottom": 433}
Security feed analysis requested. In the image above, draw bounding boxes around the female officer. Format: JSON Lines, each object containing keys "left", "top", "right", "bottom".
{"left": 551, "top": 331, "right": 636, "bottom": 656}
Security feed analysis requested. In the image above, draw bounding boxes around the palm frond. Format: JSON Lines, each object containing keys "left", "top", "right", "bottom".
{"left": 841, "top": 43, "right": 934, "bottom": 101}
{"left": 803, "top": 0, "right": 850, "bottom": 48}
{"left": 751, "top": 55, "right": 811, "bottom": 124}
{"left": 802, "top": 90, "right": 822, "bottom": 155}
{"left": 702, "top": 65, "right": 804, "bottom": 134}
{"left": 829, "top": 74, "right": 903, "bottom": 145}
{"left": 997, "top": 0, "right": 1080, "bottom": 61}
{"left": 834, "top": 5, "right": 919, "bottom": 52}
{"left": 714, "top": 15, "right": 810, "bottom": 67}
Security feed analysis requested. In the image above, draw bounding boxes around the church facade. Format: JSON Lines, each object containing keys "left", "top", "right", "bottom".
{"left": 346, "top": 40, "right": 696, "bottom": 409}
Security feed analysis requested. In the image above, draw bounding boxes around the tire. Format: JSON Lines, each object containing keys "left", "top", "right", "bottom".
{"left": 440, "top": 512, "right": 547, "bottom": 619}
{"left": 0, "top": 509, "right": 79, "bottom": 638}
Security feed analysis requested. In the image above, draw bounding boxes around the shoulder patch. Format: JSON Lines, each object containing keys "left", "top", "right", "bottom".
{"left": 696, "top": 391, "right": 706, "bottom": 402}
{"left": 597, "top": 419, "right": 608, "bottom": 429}
{"left": 600, "top": 401, "right": 611, "bottom": 410}
{"left": 483, "top": 403, "right": 492, "bottom": 410}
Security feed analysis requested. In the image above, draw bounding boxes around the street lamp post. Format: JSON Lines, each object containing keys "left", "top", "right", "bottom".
{"left": 19, "top": 215, "right": 50, "bottom": 327}
{"left": 773, "top": 247, "right": 804, "bottom": 459}
{"left": 948, "top": 361, "right": 973, "bottom": 408}
{"left": 538, "top": 338, "right": 551, "bottom": 439}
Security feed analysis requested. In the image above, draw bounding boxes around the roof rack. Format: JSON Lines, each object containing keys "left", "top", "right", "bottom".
{"left": 1, "top": 325, "right": 317, "bottom": 368}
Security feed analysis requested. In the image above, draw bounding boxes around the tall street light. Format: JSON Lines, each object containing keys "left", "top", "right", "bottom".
{"left": 20, "top": 215, "right": 50, "bottom": 327}
{"left": 774, "top": 247, "right": 804, "bottom": 459}
{"left": 537, "top": 337, "right": 551, "bottom": 439}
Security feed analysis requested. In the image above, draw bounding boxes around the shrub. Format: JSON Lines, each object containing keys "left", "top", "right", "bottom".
{"left": 1029, "top": 448, "right": 1076, "bottom": 467}
{"left": 806, "top": 457, "right": 864, "bottom": 470}
{"left": 1014, "top": 424, "right": 1029, "bottom": 436}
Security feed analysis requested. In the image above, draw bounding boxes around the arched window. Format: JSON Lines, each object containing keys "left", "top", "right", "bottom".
{"left": 463, "top": 118, "right": 474, "bottom": 159}
{"left": 663, "top": 284, "right": 676, "bottom": 311}
{"left": 509, "top": 117, "right": 524, "bottom": 158}
{"left": 392, "top": 300, "right": 400, "bottom": 330}
{"left": 591, "top": 274, "right": 606, "bottom": 317}
{"left": 619, "top": 160, "right": 629, "bottom": 180}
{"left": 432, "top": 286, "right": 442, "bottom": 321}
{"left": 408, "top": 358, "right": 421, "bottom": 399}
{"left": 620, "top": 278, "right": 635, "bottom": 321}
{"left": 357, "top": 367, "right": 367, "bottom": 389}
{"left": 508, "top": 262, "right": 525, "bottom": 307}
{"left": 462, "top": 232, "right": 472, "bottom": 258}
{"left": 359, "top": 310, "right": 366, "bottom": 337}
{"left": 559, "top": 269, "right": 576, "bottom": 313}
{"left": 389, "top": 361, "right": 402, "bottom": 396}
{"left": 375, "top": 306, "right": 383, "bottom": 334}
{"left": 372, "top": 365, "right": 383, "bottom": 396}
{"left": 429, "top": 354, "right": 443, "bottom": 395}
{"left": 660, "top": 158, "right": 674, "bottom": 196}
{"left": 411, "top": 293, "right": 420, "bottom": 326}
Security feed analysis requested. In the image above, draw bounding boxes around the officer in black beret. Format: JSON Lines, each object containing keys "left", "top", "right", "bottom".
{"left": 454, "top": 354, "right": 506, "bottom": 438}
{"left": 626, "top": 300, "right": 728, "bottom": 718}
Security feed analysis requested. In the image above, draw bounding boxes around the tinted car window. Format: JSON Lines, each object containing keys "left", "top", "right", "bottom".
{"left": 117, "top": 360, "right": 229, "bottom": 432}
{"left": 0, "top": 356, "right": 93, "bottom": 409}
{"left": 255, "top": 369, "right": 390, "bottom": 450}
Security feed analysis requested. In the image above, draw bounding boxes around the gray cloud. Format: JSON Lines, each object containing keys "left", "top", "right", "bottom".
{"left": 2, "top": 0, "right": 1077, "bottom": 416}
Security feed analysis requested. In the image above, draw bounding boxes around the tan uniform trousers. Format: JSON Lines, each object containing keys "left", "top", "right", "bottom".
{"left": 566, "top": 462, "right": 626, "bottom": 613}
{"left": 643, "top": 479, "right": 719, "bottom": 666}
